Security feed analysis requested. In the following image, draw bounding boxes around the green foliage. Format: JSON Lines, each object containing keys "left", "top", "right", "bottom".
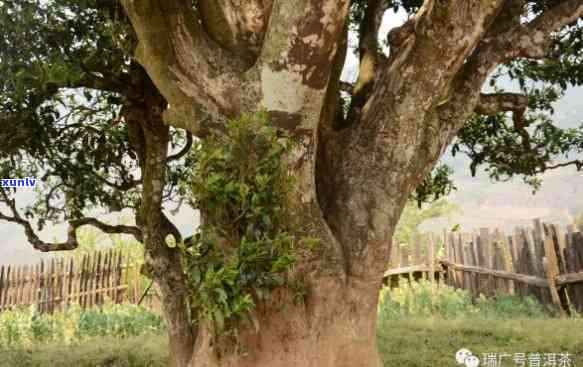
{"left": 393, "top": 199, "right": 459, "bottom": 245}
{"left": 452, "top": 14, "right": 583, "bottom": 191}
{"left": 181, "top": 113, "right": 309, "bottom": 331}
{"left": 0, "top": 303, "right": 165, "bottom": 348}
{"left": 411, "top": 165, "right": 457, "bottom": 207}
{"left": 0, "top": 0, "right": 190, "bottom": 233}
{"left": 454, "top": 113, "right": 583, "bottom": 191}
{"left": 378, "top": 280, "right": 552, "bottom": 322}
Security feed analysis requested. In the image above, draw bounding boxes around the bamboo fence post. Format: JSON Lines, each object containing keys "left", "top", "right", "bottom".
{"left": 103, "top": 250, "right": 111, "bottom": 303}
{"left": 427, "top": 234, "right": 435, "bottom": 284}
{"left": 95, "top": 251, "right": 103, "bottom": 307}
{"left": 115, "top": 251, "right": 124, "bottom": 304}
{"left": 80, "top": 254, "right": 88, "bottom": 309}
{"left": 479, "top": 228, "right": 494, "bottom": 296}
{"left": 0, "top": 265, "right": 5, "bottom": 311}
{"left": 49, "top": 258, "right": 55, "bottom": 314}
{"left": 542, "top": 223, "right": 567, "bottom": 316}
{"left": 14, "top": 266, "right": 21, "bottom": 308}
{"left": 39, "top": 260, "right": 46, "bottom": 313}
{"left": 66, "top": 258, "right": 74, "bottom": 309}
{"left": 89, "top": 252, "right": 97, "bottom": 308}
{"left": 5, "top": 265, "right": 12, "bottom": 309}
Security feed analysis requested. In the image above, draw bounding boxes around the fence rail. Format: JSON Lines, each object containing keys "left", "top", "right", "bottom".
{"left": 0, "top": 250, "right": 158, "bottom": 314}
{"left": 384, "top": 220, "right": 583, "bottom": 314}
{"left": 3, "top": 220, "right": 583, "bottom": 315}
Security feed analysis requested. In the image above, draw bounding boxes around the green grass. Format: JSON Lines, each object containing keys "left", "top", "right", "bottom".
{"left": 0, "top": 302, "right": 165, "bottom": 347}
{"left": 0, "top": 333, "right": 167, "bottom": 367}
{"left": 377, "top": 317, "right": 583, "bottom": 367}
{"left": 378, "top": 278, "right": 555, "bottom": 320}
{"left": 377, "top": 279, "right": 583, "bottom": 366}
{"left": 3, "top": 280, "right": 583, "bottom": 366}
{"left": 0, "top": 303, "right": 168, "bottom": 367}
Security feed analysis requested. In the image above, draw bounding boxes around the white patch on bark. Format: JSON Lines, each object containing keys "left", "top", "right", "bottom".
{"left": 261, "top": 65, "right": 307, "bottom": 113}
{"left": 321, "top": 1, "right": 337, "bottom": 33}
{"left": 533, "top": 31, "right": 545, "bottom": 44}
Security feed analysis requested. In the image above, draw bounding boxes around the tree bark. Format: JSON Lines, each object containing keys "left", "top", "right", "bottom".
{"left": 125, "top": 94, "right": 196, "bottom": 367}
{"left": 190, "top": 276, "right": 382, "bottom": 367}
{"left": 118, "top": 1, "right": 583, "bottom": 366}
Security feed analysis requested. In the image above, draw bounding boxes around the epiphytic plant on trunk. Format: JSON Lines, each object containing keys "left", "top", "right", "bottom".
{"left": 179, "top": 113, "right": 318, "bottom": 349}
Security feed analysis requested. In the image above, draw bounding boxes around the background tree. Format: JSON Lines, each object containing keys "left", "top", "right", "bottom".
{"left": 0, "top": 1, "right": 197, "bottom": 364}
{"left": 393, "top": 199, "right": 460, "bottom": 246}
{"left": 3, "top": 1, "right": 583, "bottom": 367}
{"left": 575, "top": 213, "right": 583, "bottom": 231}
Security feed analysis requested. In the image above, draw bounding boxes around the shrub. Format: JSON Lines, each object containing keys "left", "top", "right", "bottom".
{"left": 0, "top": 302, "right": 165, "bottom": 348}
{"left": 378, "top": 279, "right": 551, "bottom": 324}
{"left": 180, "top": 112, "right": 315, "bottom": 332}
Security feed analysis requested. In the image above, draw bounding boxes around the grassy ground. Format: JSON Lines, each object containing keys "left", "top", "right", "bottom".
{"left": 378, "top": 317, "right": 583, "bottom": 366}
{"left": 0, "top": 334, "right": 167, "bottom": 367}
{"left": 377, "top": 280, "right": 583, "bottom": 366}
{"left": 2, "top": 280, "right": 583, "bottom": 366}
{"left": 0, "top": 303, "right": 168, "bottom": 367}
{"left": 5, "top": 318, "right": 581, "bottom": 367}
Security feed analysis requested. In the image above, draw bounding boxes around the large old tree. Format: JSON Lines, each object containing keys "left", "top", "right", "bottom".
{"left": 2, "top": 1, "right": 583, "bottom": 367}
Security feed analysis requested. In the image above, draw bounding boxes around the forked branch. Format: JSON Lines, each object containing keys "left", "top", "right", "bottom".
{"left": 0, "top": 188, "right": 142, "bottom": 252}
{"left": 475, "top": 93, "right": 528, "bottom": 122}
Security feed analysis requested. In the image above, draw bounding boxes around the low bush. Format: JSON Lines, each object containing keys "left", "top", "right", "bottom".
{"left": 0, "top": 302, "right": 165, "bottom": 347}
{"left": 378, "top": 279, "right": 552, "bottom": 322}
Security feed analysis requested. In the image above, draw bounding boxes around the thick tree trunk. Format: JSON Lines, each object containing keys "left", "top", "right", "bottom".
{"left": 188, "top": 274, "right": 384, "bottom": 367}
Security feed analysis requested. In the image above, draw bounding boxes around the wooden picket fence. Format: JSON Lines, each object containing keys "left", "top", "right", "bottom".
{"left": 0, "top": 249, "right": 160, "bottom": 314}
{"left": 385, "top": 220, "right": 583, "bottom": 314}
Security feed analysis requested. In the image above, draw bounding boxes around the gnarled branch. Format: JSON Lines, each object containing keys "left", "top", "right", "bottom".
{"left": 440, "top": 1, "right": 583, "bottom": 137}
{"left": 475, "top": 92, "right": 531, "bottom": 150}
{"left": 475, "top": 93, "right": 528, "bottom": 120}
{"left": 0, "top": 188, "right": 142, "bottom": 252}
{"left": 120, "top": 0, "right": 256, "bottom": 134}
{"left": 346, "top": 0, "right": 389, "bottom": 125}
{"left": 70, "top": 218, "right": 143, "bottom": 242}
{"left": 543, "top": 159, "right": 583, "bottom": 172}
{"left": 509, "top": 0, "right": 583, "bottom": 60}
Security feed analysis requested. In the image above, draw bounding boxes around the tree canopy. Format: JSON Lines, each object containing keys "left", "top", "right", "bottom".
{"left": 0, "top": 0, "right": 194, "bottom": 251}
{"left": 2, "top": 1, "right": 581, "bottom": 249}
